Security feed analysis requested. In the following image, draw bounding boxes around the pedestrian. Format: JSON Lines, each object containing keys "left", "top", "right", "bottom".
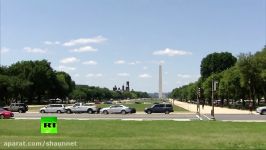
{"left": 249, "top": 102, "right": 253, "bottom": 114}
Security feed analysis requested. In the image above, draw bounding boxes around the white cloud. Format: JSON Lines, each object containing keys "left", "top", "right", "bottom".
{"left": 114, "top": 60, "right": 125, "bottom": 64}
{"left": 139, "top": 73, "right": 152, "bottom": 78}
{"left": 82, "top": 60, "right": 97, "bottom": 65}
{"left": 143, "top": 66, "right": 148, "bottom": 70}
{"left": 153, "top": 48, "right": 192, "bottom": 56}
{"left": 58, "top": 65, "right": 76, "bottom": 71}
{"left": 129, "top": 61, "right": 141, "bottom": 65}
{"left": 60, "top": 57, "right": 80, "bottom": 64}
{"left": 86, "top": 73, "right": 103, "bottom": 78}
{"left": 44, "top": 41, "right": 60, "bottom": 45}
{"left": 117, "top": 73, "right": 130, "bottom": 77}
{"left": 63, "top": 35, "right": 107, "bottom": 46}
{"left": 71, "top": 46, "right": 97, "bottom": 53}
{"left": 1, "top": 47, "right": 9, "bottom": 54}
{"left": 24, "top": 47, "right": 47, "bottom": 54}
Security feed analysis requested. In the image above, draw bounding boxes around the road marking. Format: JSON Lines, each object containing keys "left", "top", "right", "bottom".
{"left": 222, "top": 120, "right": 266, "bottom": 122}
{"left": 202, "top": 114, "right": 211, "bottom": 120}
{"left": 121, "top": 119, "right": 143, "bottom": 121}
{"left": 172, "top": 119, "right": 191, "bottom": 121}
{"left": 196, "top": 114, "right": 203, "bottom": 120}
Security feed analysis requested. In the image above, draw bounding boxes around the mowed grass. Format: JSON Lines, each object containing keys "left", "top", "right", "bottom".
{"left": 0, "top": 120, "right": 266, "bottom": 149}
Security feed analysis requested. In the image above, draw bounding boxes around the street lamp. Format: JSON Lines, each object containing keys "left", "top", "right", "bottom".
{"left": 211, "top": 80, "right": 218, "bottom": 120}
{"left": 197, "top": 87, "right": 201, "bottom": 114}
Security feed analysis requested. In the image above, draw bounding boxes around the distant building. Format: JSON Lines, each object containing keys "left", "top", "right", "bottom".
{"left": 113, "top": 81, "right": 130, "bottom": 92}
{"left": 126, "top": 81, "right": 130, "bottom": 91}
{"left": 113, "top": 85, "right": 118, "bottom": 91}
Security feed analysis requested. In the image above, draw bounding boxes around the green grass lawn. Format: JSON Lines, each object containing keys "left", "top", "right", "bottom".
{"left": 0, "top": 120, "right": 266, "bottom": 149}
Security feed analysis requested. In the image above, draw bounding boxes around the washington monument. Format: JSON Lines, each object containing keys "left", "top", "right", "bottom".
{"left": 159, "top": 64, "right": 162, "bottom": 99}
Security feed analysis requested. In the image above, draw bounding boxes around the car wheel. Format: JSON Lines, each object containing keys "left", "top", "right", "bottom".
{"left": 121, "top": 110, "right": 126, "bottom": 115}
{"left": 103, "top": 110, "right": 108, "bottom": 115}
{"left": 66, "top": 110, "right": 72, "bottom": 114}
{"left": 165, "top": 110, "right": 170, "bottom": 114}
{"left": 18, "top": 109, "right": 23, "bottom": 113}
{"left": 0, "top": 115, "right": 4, "bottom": 119}
{"left": 261, "top": 110, "right": 266, "bottom": 115}
{"left": 87, "top": 109, "right": 93, "bottom": 114}
{"left": 147, "top": 110, "right": 152, "bottom": 114}
{"left": 57, "top": 110, "right": 61, "bottom": 114}
{"left": 40, "top": 110, "right": 45, "bottom": 113}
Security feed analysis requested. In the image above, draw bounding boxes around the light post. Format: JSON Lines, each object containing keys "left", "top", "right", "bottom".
{"left": 197, "top": 87, "right": 201, "bottom": 115}
{"left": 211, "top": 80, "right": 218, "bottom": 120}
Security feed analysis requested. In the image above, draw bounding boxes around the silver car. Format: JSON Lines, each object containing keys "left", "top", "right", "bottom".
{"left": 100, "top": 105, "right": 131, "bottom": 114}
{"left": 40, "top": 104, "right": 65, "bottom": 113}
{"left": 256, "top": 106, "right": 266, "bottom": 115}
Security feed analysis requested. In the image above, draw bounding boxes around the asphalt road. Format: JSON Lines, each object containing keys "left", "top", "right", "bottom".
{"left": 202, "top": 114, "right": 266, "bottom": 121}
{"left": 12, "top": 112, "right": 266, "bottom": 121}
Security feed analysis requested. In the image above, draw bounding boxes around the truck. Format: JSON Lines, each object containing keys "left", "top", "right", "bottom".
{"left": 4, "top": 103, "right": 28, "bottom": 113}
{"left": 65, "top": 103, "right": 98, "bottom": 114}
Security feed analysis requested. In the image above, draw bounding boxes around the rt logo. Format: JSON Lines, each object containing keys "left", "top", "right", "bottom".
{"left": 41, "top": 117, "right": 58, "bottom": 134}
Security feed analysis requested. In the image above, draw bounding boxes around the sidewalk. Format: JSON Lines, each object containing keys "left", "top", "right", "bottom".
{"left": 170, "top": 99, "right": 255, "bottom": 114}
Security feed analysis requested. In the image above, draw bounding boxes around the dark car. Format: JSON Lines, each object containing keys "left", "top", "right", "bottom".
{"left": 144, "top": 103, "right": 174, "bottom": 114}
{"left": 4, "top": 103, "right": 28, "bottom": 113}
{"left": 0, "top": 108, "right": 14, "bottom": 119}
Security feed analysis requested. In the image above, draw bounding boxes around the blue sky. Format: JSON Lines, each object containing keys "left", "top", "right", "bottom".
{"left": 1, "top": 0, "right": 265, "bottom": 93}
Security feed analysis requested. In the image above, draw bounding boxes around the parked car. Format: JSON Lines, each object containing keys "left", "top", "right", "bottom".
{"left": 100, "top": 105, "right": 133, "bottom": 114}
{"left": 103, "top": 100, "right": 113, "bottom": 104}
{"left": 256, "top": 106, "right": 266, "bottom": 115}
{"left": 65, "top": 103, "right": 98, "bottom": 114}
{"left": 40, "top": 104, "right": 65, "bottom": 113}
{"left": 4, "top": 103, "right": 28, "bottom": 113}
{"left": 0, "top": 108, "right": 14, "bottom": 119}
{"left": 144, "top": 103, "right": 174, "bottom": 114}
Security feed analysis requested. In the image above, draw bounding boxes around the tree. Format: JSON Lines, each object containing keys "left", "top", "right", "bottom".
{"left": 200, "top": 52, "right": 237, "bottom": 79}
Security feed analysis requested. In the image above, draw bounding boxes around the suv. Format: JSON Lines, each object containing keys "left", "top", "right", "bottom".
{"left": 144, "top": 103, "right": 174, "bottom": 114}
{"left": 4, "top": 103, "right": 28, "bottom": 113}
{"left": 40, "top": 104, "right": 65, "bottom": 113}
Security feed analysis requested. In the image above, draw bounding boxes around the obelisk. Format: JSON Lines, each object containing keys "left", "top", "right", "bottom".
{"left": 159, "top": 64, "right": 162, "bottom": 99}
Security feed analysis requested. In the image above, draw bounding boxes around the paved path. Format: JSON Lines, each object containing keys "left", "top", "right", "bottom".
{"left": 170, "top": 99, "right": 254, "bottom": 114}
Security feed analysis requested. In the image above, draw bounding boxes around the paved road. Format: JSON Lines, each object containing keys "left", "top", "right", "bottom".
{"left": 202, "top": 114, "right": 266, "bottom": 121}
{"left": 13, "top": 112, "right": 266, "bottom": 121}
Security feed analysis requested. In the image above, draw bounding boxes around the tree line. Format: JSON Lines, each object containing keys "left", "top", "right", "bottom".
{"left": 0, "top": 60, "right": 149, "bottom": 105}
{"left": 170, "top": 48, "right": 266, "bottom": 108}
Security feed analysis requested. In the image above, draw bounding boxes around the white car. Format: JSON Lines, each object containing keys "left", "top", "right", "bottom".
{"left": 65, "top": 103, "right": 97, "bottom": 114}
{"left": 256, "top": 106, "right": 266, "bottom": 115}
{"left": 40, "top": 104, "right": 65, "bottom": 113}
{"left": 100, "top": 105, "right": 132, "bottom": 114}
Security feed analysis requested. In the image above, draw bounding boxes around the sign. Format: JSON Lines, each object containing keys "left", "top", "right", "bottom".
{"left": 41, "top": 117, "right": 58, "bottom": 134}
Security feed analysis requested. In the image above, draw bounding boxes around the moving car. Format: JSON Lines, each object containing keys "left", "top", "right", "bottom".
{"left": 256, "top": 106, "right": 266, "bottom": 115}
{"left": 65, "top": 103, "right": 98, "bottom": 114}
{"left": 144, "top": 103, "right": 174, "bottom": 114}
{"left": 4, "top": 103, "right": 28, "bottom": 113}
{"left": 100, "top": 105, "right": 133, "bottom": 114}
{"left": 40, "top": 104, "right": 65, "bottom": 113}
{"left": 0, "top": 108, "right": 14, "bottom": 119}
